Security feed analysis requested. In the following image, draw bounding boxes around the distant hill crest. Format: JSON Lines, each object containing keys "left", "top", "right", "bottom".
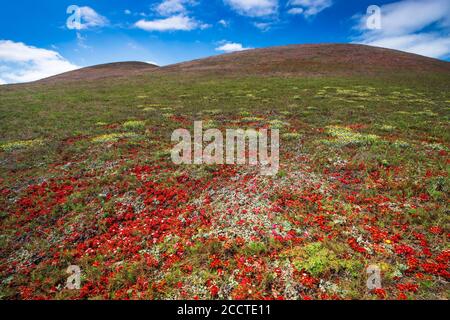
{"left": 36, "top": 44, "right": 450, "bottom": 84}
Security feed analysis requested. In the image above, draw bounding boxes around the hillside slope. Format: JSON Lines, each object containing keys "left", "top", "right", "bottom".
{"left": 39, "top": 61, "right": 159, "bottom": 83}
{"left": 158, "top": 44, "right": 450, "bottom": 77}
{"left": 0, "top": 43, "right": 449, "bottom": 300}
{"left": 31, "top": 44, "right": 450, "bottom": 84}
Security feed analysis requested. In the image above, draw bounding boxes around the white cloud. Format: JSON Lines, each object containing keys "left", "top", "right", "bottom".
{"left": 218, "top": 19, "right": 229, "bottom": 27}
{"left": 215, "top": 42, "right": 251, "bottom": 53}
{"left": 287, "top": 7, "right": 304, "bottom": 15}
{"left": 224, "top": 0, "right": 278, "bottom": 17}
{"left": 135, "top": 15, "right": 208, "bottom": 31}
{"left": 145, "top": 61, "right": 160, "bottom": 66}
{"left": 124, "top": 9, "right": 132, "bottom": 15}
{"left": 287, "top": 0, "right": 333, "bottom": 17}
{"left": 360, "top": 0, "right": 450, "bottom": 36}
{"left": 155, "top": 0, "right": 195, "bottom": 16}
{"left": 76, "top": 32, "right": 91, "bottom": 49}
{"left": 364, "top": 33, "right": 450, "bottom": 58}
{"left": 254, "top": 22, "right": 273, "bottom": 31}
{"left": 136, "top": 1, "right": 208, "bottom": 32}
{"left": 353, "top": 0, "right": 450, "bottom": 59}
{"left": 0, "top": 40, "right": 79, "bottom": 84}
{"left": 68, "top": 6, "right": 109, "bottom": 30}
{"left": 79, "top": 7, "right": 108, "bottom": 28}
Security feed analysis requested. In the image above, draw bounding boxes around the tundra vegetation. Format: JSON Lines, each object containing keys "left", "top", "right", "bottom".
{"left": 0, "top": 58, "right": 449, "bottom": 300}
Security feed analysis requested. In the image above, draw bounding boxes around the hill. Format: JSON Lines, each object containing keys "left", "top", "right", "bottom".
{"left": 159, "top": 44, "right": 450, "bottom": 77}
{"left": 39, "top": 61, "right": 159, "bottom": 83}
{"left": 30, "top": 44, "right": 450, "bottom": 84}
{"left": 0, "top": 44, "right": 449, "bottom": 300}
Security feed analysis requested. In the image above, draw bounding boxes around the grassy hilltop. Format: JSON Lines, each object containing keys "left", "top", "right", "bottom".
{"left": 0, "top": 44, "right": 449, "bottom": 299}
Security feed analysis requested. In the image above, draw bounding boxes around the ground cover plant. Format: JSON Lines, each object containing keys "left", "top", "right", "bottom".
{"left": 0, "top": 49, "right": 449, "bottom": 300}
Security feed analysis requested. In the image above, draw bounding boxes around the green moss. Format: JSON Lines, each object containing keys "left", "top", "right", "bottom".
{"left": 379, "top": 124, "right": 395, "bottom": 132}
{"left": 123, "top": 120, "right": 146, "bottom": 130}
{"left": 244, "top": 241, "right": 267, "bottom": 255}
{"left": 92, "top": 132, "right": 139, "bottom": 143}
{"left": 203, "top": 109, "right": 222, "bottom": 115}
{"left": 203, "top": 120, "right": 217, "bottom": 129}
{"left": 0, "top": 139, "right": 44, "bottom": 152}
{"left": 293, "top": 242, "right": 362, "bottom": 277}
{"left": 282, "top": 132, "right": 301, "bottom": 141}
{"left": 323, "top": 126, "right": 379, "bottom": 147}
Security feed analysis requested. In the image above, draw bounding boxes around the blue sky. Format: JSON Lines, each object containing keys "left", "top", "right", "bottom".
{"left": 1, "top": 0, "right": 449, "bottom": 83}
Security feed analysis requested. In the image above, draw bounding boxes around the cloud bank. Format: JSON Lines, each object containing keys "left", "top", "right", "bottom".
{"left": 287, "top": 0, "right": 334, "bottom": 18}
{"left": 353, "top": 0, "right": 450, "bottom": 59}
{"left": 135, "top": 0, "right": 209, "bottom": 32}
{"left": 0, "top": 40, "right": 79, "bottom": 84}
{"left": 223, "top": 0, "right": 278, "bottom": 17}
{"left": 67, "top": 6, "right": 109, "bottom": 30}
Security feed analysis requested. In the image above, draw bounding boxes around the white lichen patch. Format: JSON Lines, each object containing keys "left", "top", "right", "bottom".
{"left": 268, "top": 119, "right": 289, "bottom": 129}
{"left": 203, "top": 109, "right": 222, "bottom": 115}
{"left": 423, "top": 142, "right": 448, "bottom": 151}
{"left": 392, "top": 140, "right": 410, "bottom": 149}
{"left": 241, "top": 117, "right": 265, "bottom": 123}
